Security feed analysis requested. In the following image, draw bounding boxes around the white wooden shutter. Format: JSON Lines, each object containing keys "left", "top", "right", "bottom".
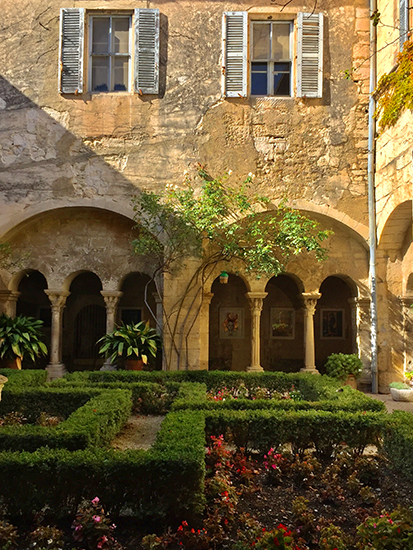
{"left": 59, "top": 8, "right": 85, "bottom": 94}
{"left": 297, "top": 13, "right": 323, "bottom": 98}
{"left": 222, "top": 12, "right": 248, "bottom": 98}
{"left": 134, "top": 9, "right": 160, "bottom": 94}
{"left": 400, "top": 0, "right": 408, "bottom": 51}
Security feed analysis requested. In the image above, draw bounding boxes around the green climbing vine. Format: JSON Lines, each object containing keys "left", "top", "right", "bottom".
{"left": 375, "top": 40, "right": 413, "bottom": 130}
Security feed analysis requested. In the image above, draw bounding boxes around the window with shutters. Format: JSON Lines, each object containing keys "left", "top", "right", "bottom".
{"left": 222, "top": 12, "right": 323, "bottom": 99}
{"left": 59, "top": 8, "right": 160, "bottom": 95}
{"left": 90, "top": 16, "right": 132, "bottom": 92}
{"left": 251, "top": 21, "right": 292, "bottom": 96}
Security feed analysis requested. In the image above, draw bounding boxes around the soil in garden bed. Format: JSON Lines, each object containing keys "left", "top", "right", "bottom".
{"left": 111, "top": 415, "right": 164, "bottom": 450}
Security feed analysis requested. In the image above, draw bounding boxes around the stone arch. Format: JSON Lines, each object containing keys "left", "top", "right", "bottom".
{"left": 63, "top": 271, "right": 106, "bottom": 371}
{"left": 8, "top": 268, "right": 48, "bottom": 292}
{"left": 118, "top": 272, "right": 157, "bottom": 326}
{"left": 378, "top": 200, "right": 412, "bottom": 260}
{"left": 315, "top": 275, "right": 356, "bottom": 371}
{"left": 209, "top": 273, "right": 251, "bottom": 371}
{"left": 262, "top": 273, "right": 305, "bottom": 372}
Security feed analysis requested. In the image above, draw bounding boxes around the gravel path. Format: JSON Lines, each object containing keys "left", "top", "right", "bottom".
{"left": 365, "top": 392, "right": 413, "bottom": 413}
{"left": 111, "top": 415, "right": 164, "bottom": 451}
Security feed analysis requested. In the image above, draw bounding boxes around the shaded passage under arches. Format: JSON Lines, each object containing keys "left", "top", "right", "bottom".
{"left": 262, "top": 274, "right": 304, "bottom": 372}
{"left": 315, "top": 275, "right": 356, "bottom": 371}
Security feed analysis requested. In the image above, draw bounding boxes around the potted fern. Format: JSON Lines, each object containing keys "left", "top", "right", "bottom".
{"left": 0, "top": 313, "right": 48, "bottom": 369}
{"left": 97, "top": 321, "right": 161, "bottom": 370}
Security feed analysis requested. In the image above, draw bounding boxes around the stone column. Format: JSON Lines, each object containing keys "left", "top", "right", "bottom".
{"left": 300, "top": 292, "right": 321, "bottom": 374}
{"left": 152, "top": 291, "right": 166, "bottom": 370}
{"left": 352, "top": 297, "right": 372, "bottom": 388}
{"left": 199, "top": 292, "right": 214, "bottom": 371}
{"left": 0, "top": 290, "right": 21, "bottom": 317}
{"left": 100, "top": 291, "right": 123, "bottom": 371}
{"left": 348, "top": 297, "right": 358, "bottom": 354}
{"left": 45, "top": 290, "right": 70, "bottom": 380}
{"left": 101, "top": 291, "right": 123, "bottom": 334}
{"left": 246, "top": 292, "right": 267, "bottom": 372}
{"left": 400, "top": 296, "right": 413, "bottom": 372}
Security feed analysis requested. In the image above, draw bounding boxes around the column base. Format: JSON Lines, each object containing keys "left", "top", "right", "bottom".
{"left": 100, "top": 360, "right": 117, "bottom": 371}
{"left": 300, "top": 367, "right": 320, "bottom": 375}
{"left": 46, "top": 363, "right": 67, "bottom": 380}
{"left": 246, "top": 365, "right": 264, "bottom": 372}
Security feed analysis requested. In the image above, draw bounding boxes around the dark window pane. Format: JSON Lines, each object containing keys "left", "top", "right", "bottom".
{"left": 252, "top": 62, "right": 268, "bottom": 72}
{"left": 274, "top": 62, "right": 291, "bottom": 73}
{"left": 274, "top": 72, "right": 290, "bottom": 95}
{"left": 92, "top": 18, "right": 110, "bottom": 54}
{"left": 251, "top": 72, "right": 268, "bottom": 95}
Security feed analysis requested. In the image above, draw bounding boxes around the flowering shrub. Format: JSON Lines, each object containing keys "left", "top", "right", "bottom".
{"left": 245, "top": 524, "right": 308, "bottom": 549}
{"left": 29, "top": 524, "right": 64, "bottom": 549}
{"left": 206, "top": 384, "right": 302, "bottom": 401}
{"left": 319, "top": 524, "right": 347, "bottom": 550}
{"left": 0, "top": 519, "right": 18, "bottom": 550}
{"left": 72, "top": 497, "right": 123, "bottom": 549}
{"left": 356, "top": 509, "right": 413, "bottom": 549}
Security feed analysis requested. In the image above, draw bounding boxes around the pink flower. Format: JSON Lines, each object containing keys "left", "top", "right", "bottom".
{"left": 91, "top": 497, "right": 100, "bottom": 505}
{"left": 97, "top": 535, "right": 108, "bottom": 549}
{"left": 93, "top": 515, "right": 101, "bottom": 522}
{"left": 373, "top": 523, "right": 377, "bottom": 528}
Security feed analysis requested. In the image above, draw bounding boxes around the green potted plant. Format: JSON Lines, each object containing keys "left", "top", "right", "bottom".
{"left": 389, "top": 381, "right": 413, "bottom": 402}
{"left": 97, "top": 321, "right": 161, "bottom": 370}
{"left": 324, "top": 353, "right": 364, "bottom": 389}
{"left": 0, "top": 313, "right": 48, "bottom": 369}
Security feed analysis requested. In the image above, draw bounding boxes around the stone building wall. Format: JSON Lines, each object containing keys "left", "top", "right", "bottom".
{"left": 0, "top": 0, "right": 373, "bottom": 375}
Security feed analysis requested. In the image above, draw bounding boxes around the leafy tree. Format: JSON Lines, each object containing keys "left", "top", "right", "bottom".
{"left": 132, "top": 168, "right": 330, "bottom": 369}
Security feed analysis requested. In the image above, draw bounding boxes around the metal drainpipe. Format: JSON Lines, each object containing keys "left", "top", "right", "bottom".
{"left": 368, "top": 0, "right": 378, "bottom": 393}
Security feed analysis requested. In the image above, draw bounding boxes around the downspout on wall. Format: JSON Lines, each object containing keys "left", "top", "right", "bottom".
{"left": 368, "top": 0, "right": 379, "bottom": 393}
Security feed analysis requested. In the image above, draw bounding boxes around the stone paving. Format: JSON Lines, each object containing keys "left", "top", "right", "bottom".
{"left": 365, "top": 393, "right": 413, "bottom": 413}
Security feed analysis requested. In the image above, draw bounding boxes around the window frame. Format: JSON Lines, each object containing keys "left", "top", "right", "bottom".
{"left": 250, "top": 20, "right": 294, "bottom": 98}
{"left": 88, "top": 13, "right": 133, "bottom": 94}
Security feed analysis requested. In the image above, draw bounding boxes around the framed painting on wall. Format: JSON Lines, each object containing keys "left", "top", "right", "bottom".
{"left": 220, "top": 308, "right": 244, "bottom": 339}
{"left": 271, "top": 308, "right": 295, "bottom": 339}
{"left": 321, "top": 309, "right": 344, "bottom": 339}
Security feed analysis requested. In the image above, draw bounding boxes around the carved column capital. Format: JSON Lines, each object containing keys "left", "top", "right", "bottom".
{"left": 45, "top": 290, "right": 70, "bottom": 310}
{"left": 101, "top": 291, "right": 123, "bottom": 315}
{"left": 301, "top": 292, "right": 321, "bottom": 316}
{"left": 246, "top": 292, "right": 268, "bottom": 313}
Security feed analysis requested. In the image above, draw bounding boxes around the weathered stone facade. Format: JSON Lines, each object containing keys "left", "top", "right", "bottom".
{"left": 374, "top": 0, "right": 413, "bottom": 391}
{"left": 0, "top": 0, "right": 376, "bottom": 380}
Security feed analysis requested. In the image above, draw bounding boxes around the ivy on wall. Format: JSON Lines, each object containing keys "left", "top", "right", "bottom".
{"left": 375, "top": 41, "right": 413, "bottom": 129}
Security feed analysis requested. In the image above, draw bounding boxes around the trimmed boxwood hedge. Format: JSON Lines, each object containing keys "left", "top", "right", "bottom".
{"left": 0, "top": 387, "right": 101, "bottom": 420}
{"left": 0, "top": 410, "right": 206, "bottom": 523}
{"left": 0, "top": 368, "right": 47, "bottom": 387}
{"left": 204, "top": 409, "right": 386, "bottom": 457}
{"left": 62, "top": 370, "right": 341, "bottom": 399}
{"left": 0, "top": 390, "right": 132, "bottom": 451}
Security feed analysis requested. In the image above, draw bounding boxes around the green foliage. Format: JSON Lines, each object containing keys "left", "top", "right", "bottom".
{"left": 389, "top": 381, "right": 411, "bottom": 389}
{"left": 0, "top": 368, "right": 47, "bottom": 387}
{"left": 383, "top": 410, "right": 413, "bottom": 478}
{"left": 204, "top": 409, "right": 385, "bottom": 457}
{"left": 0, "top": 390, "right": 131, "bottom": 451}
{"left": 97, "top": 321, "right": 161, "bottom": 365}
{"left": 325, "top": 353, "right": 364, "bottom": 380}
{"left": 356, "top": 508, "right": 413, "bottom": 549}
{"left": 375, "top": 40, "right": 413, "bottom": 129}
{"left": 0, "top": 314, "right": 47, "bottom": 364}
{"left": 133, "top": 170, "right": 330, "bottom": 277}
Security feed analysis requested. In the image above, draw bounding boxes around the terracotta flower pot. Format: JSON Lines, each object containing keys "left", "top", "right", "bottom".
{"left": 125, "top": 358, "right": 144, "bottom": 371}
{"left": 343, "top": 374, "right": 357, "bottom": 390}
{"left": 2, "top": 357, "right": 22, "bottom": 370}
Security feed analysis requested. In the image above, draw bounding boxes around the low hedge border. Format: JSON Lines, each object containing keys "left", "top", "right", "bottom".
{"left": 172, "top": 385, "right": 386, "bottom": 413}
{"left": 0, "top": 387, "right": 102, "bottom": 420}
{"left": 0, "top": 368, "right": 47, "bottom": 388}
{"left": 62, "top": 370, "right": 341, "bottom": 399}
{"left": 0, "top": 389, "right": 132, "bottom": 451}
{"left": 0, "top": 410, "right": 206, "bottom": 523}
{"left": 51, "top": 378, "right": 181, "bottom": 414}
{"left": 383, "top": 410, "right": 413, "bottom": 478}
{"left": 204, "top": 409, "right": 387, "bottom": 457}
